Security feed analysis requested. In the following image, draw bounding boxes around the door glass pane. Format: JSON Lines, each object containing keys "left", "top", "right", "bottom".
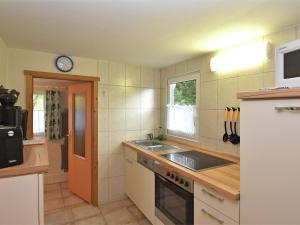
{"left": 74, "top": 93, "right": 85, "bottom": 157}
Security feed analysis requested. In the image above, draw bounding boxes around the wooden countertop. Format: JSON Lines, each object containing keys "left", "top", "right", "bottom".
{"left": 123, "top": 140, "right": 240, "bottom": 201}
{"left": 0, "top": 143, "right": 49, "bottom": 178}
{"left": 237, "top": 87, "right": 300, "bottom": 100}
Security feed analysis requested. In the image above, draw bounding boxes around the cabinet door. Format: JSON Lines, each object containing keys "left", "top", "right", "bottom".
{"left": 195, "top": 199, "right": 238, "bottom": 225}
{"left": 240, "top": 99, "right": 300, "bottom": 224}
{"left": 136, "top": 163, "right": 156, "bottom": 224}
{"left": 125, "top": 157, "right": 138, "bottom": 203}
{"left": 0, "top": 174, "right": 39, "bottom": 225}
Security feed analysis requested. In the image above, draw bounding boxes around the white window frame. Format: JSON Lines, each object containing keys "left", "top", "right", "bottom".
{"left": 166, "top": 72, "right": 200, "bottom": 140}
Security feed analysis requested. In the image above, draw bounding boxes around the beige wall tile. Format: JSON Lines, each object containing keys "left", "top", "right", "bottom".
{"left": 109, "top": 62, "right": 125, "bottom": 86}
{"left": 109, "top": 154, "right": 125, "bottom": 177}
{"left": 217, "top": 140, "right": 239, "bottom": 155}
{"left": 263, "top": 71, "right": 275, "bottom": 87}
{"left": 99, "top": 60, "right": 109, "bottom": 84}
{"left": 108, "top": 176, "right": 126, "bottom": 201}
{"left": 99, "top": 154, "right": 109, "bottom": 179}
{"left": 126, "top": 64, "right": 141, "bottom": 87}
{"left": 199, "top": 136, "right": 218, "bottom": 150}
{"left": 109, "top": 109, "right": 125, "bottom": 131}
{"left": 263, "top": 57, "right": 275, "bottom": 73}
{"left": 99, "top": 132, "right": 109, "bottom": 155}
{"left": 141, "top": 67, "right": 154, "bottom": 88}
{"left": 218, "top": 77, "right": 239, "bottom": 109}
{"left": 201, "top": 70, "right": 218, "bottom": 83}
{"left": 99, "top": 85, "right": 109, "bottom": 109}
{"left": 154, "top": 69, "right": 161, "bottom": 89}
{"left": 109, "top": 131, "right": 125, "bottom": 154}
{"left": 99, "top": 178, "right": 109, "bottom": 204}
{"left": 297, "top": 24, "right": 300, "bottom": 39}
{"left": 126, "top": 131, "right": 141, "bottom": 141}
{"left": 160, "top": 89, "right": 167, "bottom": 108}
{"left": 126, "top": 87, "right": 141, "bottom": 109}
{"left": 126, "top": 109, "right": 141, "bottom": 130}
{"left": 238, "top": 74, "right": 263, "bottom": 92}
{"left": 199, "top": 110, "right": 218, "bottom": 139}
{"left": 264, "top": 26, "right": 297, "bottom": 48}
{"left": 99, "top": 109, "right": 109, "bottom": 131}
{"left": 187, "top": 57, "right": 201, "bottom": 72}
{"left": 109, "top": 86, "right": 125, "bottom": 109}
{"left": 200, "top": 81, "right": 218, "bottom": 110}
{"left": 141, "top": 108, "right": 155, "bottom": 130}
{"left": 161, "top": 65, "right": 175, "bottom": 77}
{"left": 175, "top": 62, "right": 187, "bottom": 75}
{"left": 141, "top": 88, "right": 155, "bottom": 109}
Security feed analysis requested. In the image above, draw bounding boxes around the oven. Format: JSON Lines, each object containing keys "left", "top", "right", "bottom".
{"left": 155, "top": 173, "right": 194, "bottom": 225}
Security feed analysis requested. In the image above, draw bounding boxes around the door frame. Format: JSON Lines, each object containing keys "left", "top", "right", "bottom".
{"left": 24, "top": 70, "right": 99, "bottom": 206}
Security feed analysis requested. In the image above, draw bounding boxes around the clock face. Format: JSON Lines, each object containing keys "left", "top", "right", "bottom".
{"left": 55, "top": 55, "right": 74, "bottom": 72}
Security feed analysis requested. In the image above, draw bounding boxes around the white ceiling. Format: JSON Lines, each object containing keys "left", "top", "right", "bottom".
{"left": 0, "top": 0, "right": 300, "bottom": 67}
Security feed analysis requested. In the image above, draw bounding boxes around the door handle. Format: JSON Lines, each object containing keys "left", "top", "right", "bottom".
{"left": 275, "top": 106, "right": 300, "bottom": 111}
{"left": 202, "top": 189, "right": 224, "bottom": 202}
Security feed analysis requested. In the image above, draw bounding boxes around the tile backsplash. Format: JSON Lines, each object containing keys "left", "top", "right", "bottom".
{"left": 98, "top": 62, "right": 160, "bottom": 204}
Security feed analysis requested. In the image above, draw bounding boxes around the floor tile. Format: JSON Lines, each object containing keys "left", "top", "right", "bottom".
{"left": 100, "top": 199, "right": 132, "bottom": 215}
{"left": 102, "top": 208, "right": 135, "bottom": 225}
{"left": 127, "top": 205, "right": 144, "bottom": 220}
{"left": 138, "top": 218, "right": 152, "bottom": 225}
{"left": 74, "top": 215, "right": 106, "bottom": 225}
{"left": 64, "top": 195, "right": 85, "bottom": 208}
{"left": 45, "top": 198, "right": 64, "bottom": 213}
{"left": 45, "top": 189, "right": 63, "bottom": 201}
{"left": 72, "top": 204, "right": 101, "bottom": 220}
{"left": 45, "top": 209, "right": 73, "bottom": 225}
{"left": 45, "top": 183, "right": 61, "bottom": 192}
{"left": 62, "top": 189, "right": 74, "bottom": 198}
{"left": 60, "top": 182, "right": 68, "bottom": 189}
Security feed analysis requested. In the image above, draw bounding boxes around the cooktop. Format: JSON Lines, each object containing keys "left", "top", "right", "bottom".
{"left": 161, "top": 150, "right": 233, "bottom": 171}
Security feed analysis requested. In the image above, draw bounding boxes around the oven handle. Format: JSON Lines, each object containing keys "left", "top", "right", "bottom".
{"left": 201, "top": 209, "right": 224, "bottom": 224}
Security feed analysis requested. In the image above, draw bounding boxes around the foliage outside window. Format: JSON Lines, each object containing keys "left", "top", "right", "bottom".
{"left": 167, "top": 73, "right": 199, "bottom": 139}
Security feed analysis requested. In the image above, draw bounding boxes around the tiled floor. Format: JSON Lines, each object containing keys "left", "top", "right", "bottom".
{"left": 44, "top": 182, "right": 152, "bottom": 225}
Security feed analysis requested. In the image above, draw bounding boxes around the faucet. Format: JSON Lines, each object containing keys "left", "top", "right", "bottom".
{"left": 147, "top": 133, "right": 154, "bottom": 140}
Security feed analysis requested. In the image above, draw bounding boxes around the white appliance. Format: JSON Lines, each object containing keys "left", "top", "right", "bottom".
{"left": 276, "top": 38, "right": 300, "bottom": 87}
{"left": 240, "top": 97, "right": 300, "bottom": 224}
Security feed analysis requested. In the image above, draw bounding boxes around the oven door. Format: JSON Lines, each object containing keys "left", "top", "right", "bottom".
{"left": 155, "top": 174, "right": 194, "bottom": 225}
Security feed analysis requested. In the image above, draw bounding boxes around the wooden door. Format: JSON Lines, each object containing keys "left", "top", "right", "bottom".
{"left": 68, "top": 82, "right": 92, "bottom": 203}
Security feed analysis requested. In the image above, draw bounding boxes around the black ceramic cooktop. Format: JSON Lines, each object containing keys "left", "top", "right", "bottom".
{"left": 161, "top": 150, "right": 233, "bottom": 171}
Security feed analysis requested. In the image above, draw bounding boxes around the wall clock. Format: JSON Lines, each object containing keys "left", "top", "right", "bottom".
{"left": 55, "top": 55, "right": 74, "bottom": 72}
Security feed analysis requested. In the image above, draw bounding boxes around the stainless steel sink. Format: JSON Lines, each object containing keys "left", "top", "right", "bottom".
{"left": 132, "top": 140, "right": 162, "bottom": 147}
{"left": 131, "top": 140, "right": 177, "bottom": 151}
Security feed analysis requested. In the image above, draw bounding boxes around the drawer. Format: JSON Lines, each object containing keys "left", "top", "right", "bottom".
{"left": 194, "top": 182, "right": 239, "bottom": 222}
{"left": 195, "top": 199, "right": 239, "bottom": 225}
{"left": 125, "top": 147, "right": 137, "bottom": 161}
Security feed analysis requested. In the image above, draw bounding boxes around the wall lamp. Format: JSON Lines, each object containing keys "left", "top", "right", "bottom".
{"left": 210, "top": 41, "right": 270, "bottom": 72}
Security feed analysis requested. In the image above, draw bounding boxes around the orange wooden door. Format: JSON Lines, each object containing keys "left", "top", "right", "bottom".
{"left": 68, "top": 82, "right": 92, "bottom": 203}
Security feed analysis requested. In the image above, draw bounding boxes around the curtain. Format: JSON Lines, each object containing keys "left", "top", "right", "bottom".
{"left": 167, "top": 105, "right": 197, "bottom": 137}
{"left": 45, "top": 90, "right": 62, "bottom": 140}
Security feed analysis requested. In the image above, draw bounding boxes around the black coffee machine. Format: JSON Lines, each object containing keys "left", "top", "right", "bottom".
{"left": 0, "top": 89, "right": 24, "bottom": 168}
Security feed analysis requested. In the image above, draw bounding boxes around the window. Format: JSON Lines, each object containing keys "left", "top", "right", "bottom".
{"left": 166, "top": 73, "right": 199, "bottom": 139}
{"left": 33, "top": 92, "right": 45, "bottom": 135}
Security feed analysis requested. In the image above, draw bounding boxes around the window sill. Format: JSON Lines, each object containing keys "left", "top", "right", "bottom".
{"left": 166, "top": 134, "right": 200, "bottom": 144}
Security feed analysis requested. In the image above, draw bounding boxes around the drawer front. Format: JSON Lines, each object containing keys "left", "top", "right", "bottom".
{"left": 125, "top": 147, "right": 137, "bottom": 161}
{"left": 195, "top": 199, "right": 239, "bottom": 225}
{"left": 195, "top": 182, "right": 239, "bottom": 222}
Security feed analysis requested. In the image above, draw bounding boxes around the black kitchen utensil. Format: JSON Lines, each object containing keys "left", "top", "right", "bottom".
{"left": 230, "top": 107, "right": 239, "bottom": 145}
{"left": 235, "top": 107, "right": 240, "bottom": 144}
{"left": 223, "top": 107, "right": 230, "bottom": 142}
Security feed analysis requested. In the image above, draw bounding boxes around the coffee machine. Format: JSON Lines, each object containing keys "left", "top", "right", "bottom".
{"left": 0, "top": 90, "right": 24, "bottom": 168}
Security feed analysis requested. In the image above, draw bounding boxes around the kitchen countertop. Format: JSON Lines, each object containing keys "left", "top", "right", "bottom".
{"left": 123, "top": 140, "right": 240, "bottom": 200}
{"left": 0, "top": 143, "right": 49, "bottom": 178}
{"left": 237, "top": 87, "right": 300, "bottom": 100}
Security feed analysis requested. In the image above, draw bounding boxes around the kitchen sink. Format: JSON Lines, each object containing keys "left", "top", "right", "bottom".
{"left": 132, "top": 140, "right": 178, "bottom": 151}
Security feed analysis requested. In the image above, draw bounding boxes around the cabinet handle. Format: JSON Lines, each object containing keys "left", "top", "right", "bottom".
{"left": 275, "top": 106, "right": 300, "bottom": 111}
{"left": 201, "top": 209, "right": 224, "bottom": 224}
{"left": 202, "top": 189, "right": 224, "bottom": 202}
{"left": 126, "top": 158, "right": 133, "bottom": 164}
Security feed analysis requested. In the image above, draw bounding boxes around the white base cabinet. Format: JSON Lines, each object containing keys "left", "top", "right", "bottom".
{"left": 0, "top": 174, "right": 44, "bottom": 225}
{"left": 125, "top": 147, "right": 156, "bottom": 224}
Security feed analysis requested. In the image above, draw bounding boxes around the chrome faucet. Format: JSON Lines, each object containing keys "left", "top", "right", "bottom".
{"left": 147, "top": 133, "right": 154, "bottom": 140}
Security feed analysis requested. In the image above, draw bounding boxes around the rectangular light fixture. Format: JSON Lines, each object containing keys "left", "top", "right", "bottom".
{"left": 210, "top": 41, "right": 269, "bottom": 72}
